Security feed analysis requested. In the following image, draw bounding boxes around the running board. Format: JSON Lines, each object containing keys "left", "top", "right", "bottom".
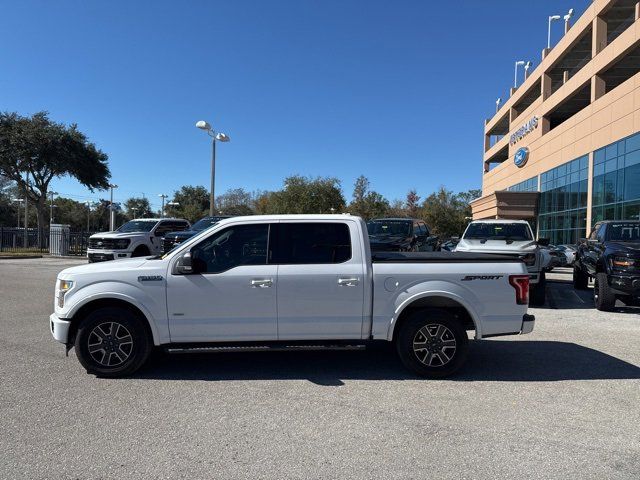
{"left": 165, "top": 343, "right": 367, "bottom": 354}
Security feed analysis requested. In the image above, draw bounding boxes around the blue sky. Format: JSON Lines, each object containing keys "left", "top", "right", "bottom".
{"left": 1, "top": 0, "right": 587, "bottom": 211}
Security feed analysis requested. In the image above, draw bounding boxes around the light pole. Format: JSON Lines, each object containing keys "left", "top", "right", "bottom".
{"left": 109, "top": 184, "right": 118, "bottom": 231}
{"left": 514, "top": 60, "right": 525, "bottom": 88}
{"left": 131, "top": 207, "right": 138, "bottom": 219}
{"left": 48, "top": 191, "right": 58, "bottom": 225}
{"left": 524, "top": 61, "right": 532, "bottom": 80}
{"left": 166, "top": 201, "right": 179, "bottom": 217}
{"left": 158, "top": 194, "right": 168, "bottom": 217}
{"left": 495, "top": 97, "right": 502, "bottom": 113}
{"left": 84, "top": 201, "right": 92, "bottom": 231}
{"left": 564, "top": 8, "right": 574, "bottom": 32}
{"left": 548, "top": 14, "right": 561, "bottom": 49}
{"left": 196, "top": 120, "right": 231, "bottom": 216}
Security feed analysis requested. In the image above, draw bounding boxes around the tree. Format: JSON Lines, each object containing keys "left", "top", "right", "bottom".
{"left": 386, "top": 198, "right": 407, "bottom": 218}
{"left": 53, "top": 197, "right": 91, "bottom": 230}
{"left": 419, "top": 187, "right": 480, "bottom": 238}
{"left": 215, "top": 188, "right": 255, "bottom": 216}
{"left": 124, "top": 197, "right": 152, "bottom": 219}
{"left": 348, "top": 175, "right": 389, "bottom": 219}
{"left": 0, "top": 112, "right": 110, "bottom": 237}
{"left": 267, "top": 176, "right": 345, "bottom": 214}
{"left": 167, "top": 185, "right": 210, "bottom": 223}
{"left": 406, "top": 189, "right": 421, "bottom": 217}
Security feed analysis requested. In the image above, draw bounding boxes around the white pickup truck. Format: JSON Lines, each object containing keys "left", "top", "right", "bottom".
{"left": 50, "top": 215, "right": 534, "bottom": 378}
{"left": 454, "top": 219, "right": 548, "bottom": 305}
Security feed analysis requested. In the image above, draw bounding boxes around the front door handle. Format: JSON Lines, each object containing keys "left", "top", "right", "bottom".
{"left": 338, "top": 277, "right": 360, "bottom": 287}
{"left": 251, "top": 278, "right": 273, "bottom": 288}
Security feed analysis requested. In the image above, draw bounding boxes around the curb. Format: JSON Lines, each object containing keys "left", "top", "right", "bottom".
{"left": 0, "top": 254, "right": 43, "bottom": 260}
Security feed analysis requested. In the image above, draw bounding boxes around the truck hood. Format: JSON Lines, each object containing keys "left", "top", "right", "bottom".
{"left": 455, "top": 238, "right": 537, "bottom": 254}
{"left": 58, "top": 257, "right": 153, "bottom": 278}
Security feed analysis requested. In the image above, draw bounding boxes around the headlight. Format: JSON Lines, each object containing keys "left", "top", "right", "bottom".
{"left": 611, "top": 256, "right": 638, "bottom": 269}
{"left": 520, "top": 253, "right": 536, "bottom": 266}
{"left": 57, "top": 279, "right": 74, "bottom": 308}
{"left": 114, "top": 239, "right": 130, "bottom": 249}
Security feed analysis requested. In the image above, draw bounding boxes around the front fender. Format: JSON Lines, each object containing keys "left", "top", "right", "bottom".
{"left": 61, "top": 282, "right": 166, "bottom": 345}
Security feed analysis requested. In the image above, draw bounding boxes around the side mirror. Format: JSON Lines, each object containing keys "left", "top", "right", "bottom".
{"left": 537, "top": 238, "right": 550, "bottom": 247}
{"left": 175, "top": 251, "right": 195, "bottom": 274}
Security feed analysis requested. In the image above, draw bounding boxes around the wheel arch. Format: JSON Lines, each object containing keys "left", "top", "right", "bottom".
{"left": 389, "top": 293, "right": 480, "bottom": 342}
{"left": 67, "top": 297, "right": 159, "bottom": 346}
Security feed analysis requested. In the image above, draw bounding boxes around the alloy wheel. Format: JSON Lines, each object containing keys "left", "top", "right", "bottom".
{"left": 87, "top": 322, "right": 134, "bottom": 367}
{"left": 412, "top": 324, "right": 457, "bottom": 367}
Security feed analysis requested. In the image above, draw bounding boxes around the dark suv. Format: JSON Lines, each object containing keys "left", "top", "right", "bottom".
{"left": 366, "top": 218, "right": 440, "bottom": 252}
{"left": 573, "top": 220, "right": 640, "bottom": 310}
{"left": 162, "top": 216, "right": 231, "bottom": 253}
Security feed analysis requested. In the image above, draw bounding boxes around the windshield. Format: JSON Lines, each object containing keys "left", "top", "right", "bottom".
{"left": 367, "top": 221, "right": 412, "bottom": 236}
{"left": 191, "top": 217, "right": 226, "bottom": 232}
{"left": 606, "top": 223, "right": 640, "bottom": 241}
{"left": 464, "top": 222, "right": 533, "bottom": 241}
{"left": 116, "top": 220, "right": 158, "bottom": 233}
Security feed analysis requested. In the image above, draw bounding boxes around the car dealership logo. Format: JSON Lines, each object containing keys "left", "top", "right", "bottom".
{"left": 514, "top": 147, "right": 529, "bottom": 168}
{"left": 509, "top": 116, "right": 538, "bottom": 145}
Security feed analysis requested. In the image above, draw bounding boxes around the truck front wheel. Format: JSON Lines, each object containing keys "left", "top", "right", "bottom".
{"left": 74, "top": 307, "right": 152, "bottom": 377}
{"left": 594, "top": 273, "right": 616, "bottom": 311}
{"left": 132, "top": 245, "right": 150, "bottom": 257}
{"left": 395, "top": 309, "right": 468, "bottom": 378}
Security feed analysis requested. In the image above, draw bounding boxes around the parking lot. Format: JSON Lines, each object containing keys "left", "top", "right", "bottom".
{"left": 1, "top": 258, "right": 639, "bottom": 479}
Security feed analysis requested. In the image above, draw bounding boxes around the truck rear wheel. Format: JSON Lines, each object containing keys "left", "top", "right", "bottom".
{"left": 573, "top": 265, "right": 589, "bottom": 290}
{"left": 395, "top": 309, "right": 468, "bottom": 378}
{"left": 529, "top": 271, "right": 546, "bottom": 306}
{"left": 594, "top": 273, "right": 616, "bottom": 311}
{"left": 74, "top": 307, "right": 152, "bottom": 377}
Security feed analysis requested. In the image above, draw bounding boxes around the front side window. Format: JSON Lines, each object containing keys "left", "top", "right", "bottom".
{"left": 191, "top": 224, "right": 269, "bottom": 273}
{"left": 273, "top": 223, "right": 351, "bottom": 264}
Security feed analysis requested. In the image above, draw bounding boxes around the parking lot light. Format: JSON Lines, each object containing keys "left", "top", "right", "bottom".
{"left": 514, "top": 60, "right": 525, "bottom": 88}
{"left": 495, "top": 97, "right": 502, "bottom": 112}
{"left": 196, "top": 119, "right": 231, "bottom": 216}
{"left": 548, "top": 14, "right": 562, "bottom": 49}
{"left": 108, "top": 184, "right": 118, "bottom": 231}
{"left": 159, "top": 194, "right": 168, "bottom": 218}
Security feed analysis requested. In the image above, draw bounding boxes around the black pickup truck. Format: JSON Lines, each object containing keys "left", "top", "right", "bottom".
{"left": 573, "top": 220, "right": 640, "bottom": 310}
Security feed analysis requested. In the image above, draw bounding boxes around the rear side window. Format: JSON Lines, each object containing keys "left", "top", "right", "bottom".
{"left": 421, "top": 223, "right": 430, "bottom": 236}
{"left": 273, "top": 223, "right": 351, "bottom": 264}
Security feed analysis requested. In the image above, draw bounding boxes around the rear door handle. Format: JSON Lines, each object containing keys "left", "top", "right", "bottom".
{"left": 338, "top": 277, "right": 360, "bottom": 287}
{"left": 251, "top": 278, "right": 273, "bottom": 288}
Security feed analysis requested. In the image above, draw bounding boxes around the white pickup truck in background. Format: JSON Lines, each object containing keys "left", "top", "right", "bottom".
{"left": 51, "top": 215, "right": 534, "bottom": 378}
{"left": 454, "top": 219, "right": 548, "bottom": 305}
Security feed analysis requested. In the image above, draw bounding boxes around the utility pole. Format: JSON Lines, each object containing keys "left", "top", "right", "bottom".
{"left": 85, "top": 201, "right": 91, "bottom": 231}
{"left": 158, "top": 194, "right": 168, "bottom": 218}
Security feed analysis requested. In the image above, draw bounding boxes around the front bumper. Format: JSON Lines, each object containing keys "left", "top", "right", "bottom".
{"left": 87, "top": 249, "right": 131, "bottom": 263}
{"left": 50, "top": 313, "right": 72, "bottom": 344}
{"left": 521, "top": 313, "right": 535, "bottom": 334}
{"left": 608, "top": 273, "right": 640, "bottom": 296}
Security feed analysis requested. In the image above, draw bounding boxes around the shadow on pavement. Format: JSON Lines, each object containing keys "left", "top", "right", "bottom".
{"left": 539, "top": 277, "right": 639, "bottom": 313}
{"left": 131, "top": 340, "right": 640, "bottom": 384}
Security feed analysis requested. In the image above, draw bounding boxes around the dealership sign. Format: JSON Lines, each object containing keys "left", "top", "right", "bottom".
{"left": 509, "top": 116, "right": 538, "bottom": 145}
{"left": 514, "top": 147, "right": 530, "bottom": 167}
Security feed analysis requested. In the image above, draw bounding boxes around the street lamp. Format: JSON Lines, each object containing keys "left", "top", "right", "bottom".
{"left": 564, "top": 8, "right": 574, "bottom": 31}
{"left": 524, "top": 61, "right": 532, "bottom": 80}
{"left": 548, "top": 14, "right": 562, "bottom": 49}
{"left": 514, "top": 60, "right": 525, "bottom": 88}
{"left": 108, "top": 184, "right": 118, "bottom": 231}
{"left": 166, "top": 201, "right": 179, "bottom": 217}
{"left": 48, "top": 191, "right": 58, "bottom": 225}
{"left": 11, "top": 198, "right": 24, "bottom": 228}
{"left": 196, "top": 120, "right": 231, "bottom": 216}
{"left": 84, "top": 201, "right": 92, "bottom": 231}
{"left": 495, "top": 97, "right": 502, "bottom": 112}
{"left": 158, "top": 194, "right": 168, "bottom": 217}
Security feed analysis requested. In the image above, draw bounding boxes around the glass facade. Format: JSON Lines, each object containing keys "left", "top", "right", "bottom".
{"left": 538, "top": 155, "right": 589, "bottom": 244}
{"left": 508, "top": 176, "right": 538, "bottom": 192}
{"left": 592, "top": 132, "right": 640, "bottom": 224}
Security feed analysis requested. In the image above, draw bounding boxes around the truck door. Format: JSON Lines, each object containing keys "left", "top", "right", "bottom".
{"left": 273, "top": 221, "right": 365, "bottom": 340}
{"left": 584, "top": 224, "right": 603, "bottom": 275}
{"left": 166, "top": 222, "right": 277, "bottom": 342}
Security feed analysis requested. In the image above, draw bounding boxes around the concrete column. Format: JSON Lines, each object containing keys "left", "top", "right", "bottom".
{"left": 509, "top": 107, "right": 518, "bottom": 123}
{"left": 586, "top": 151, "right": 594, "bottom": 233}
{"left": 484, "top": 134, "right": 490, "bottom": 152}
{"left": 540, "top": 116, "right": 551, "bottom": 135}
{"left": 563, "top": 70, "right": 569, "bottom": 84}
{"left": 542, "top": 47, "right": 551, "bottom": 60}
{"left": 592, "top": 16, "right": 607, "bottom": 56}
{"left": 541, "top": 73, "right": 552, "bottom": 100}
{"left": 636, "top": 2, "right": 640, "bottom": 21}
{"left": 591, "top": 74, "right": 606, "bottom": 102}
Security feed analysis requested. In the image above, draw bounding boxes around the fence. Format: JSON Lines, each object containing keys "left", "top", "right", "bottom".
{"left": 0, "top": 227, "right": 95, "bottom": 256}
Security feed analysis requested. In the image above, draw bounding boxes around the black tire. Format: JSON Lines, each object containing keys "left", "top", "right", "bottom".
{"left": 132, "top": 245, "right": 150, "bottom": 257}
{"left": 395, "top": 308, "right": 468, "bottom": 378}
{"left": 594, "top": 273, "right": 616, "bottom": 311}
{"left": 74, "top": 307, "right": 152, "bottom": 377}
{"left": 573, "top": 264, "right": 589, "bottom": 290}
{"left": 529, "top": 271, "right": 546, "bottom": 306}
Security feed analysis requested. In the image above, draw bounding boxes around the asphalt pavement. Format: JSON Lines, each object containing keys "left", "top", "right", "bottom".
{"left": 1, "top": 259, "right": 639, "bottom": 479}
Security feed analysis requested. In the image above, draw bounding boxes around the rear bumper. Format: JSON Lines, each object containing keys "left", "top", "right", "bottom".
{"left": 521, "top": 313, "right": 535, "bottom": 334}
{"left": 50, "top": 313, "right": 72, "bottom": 344}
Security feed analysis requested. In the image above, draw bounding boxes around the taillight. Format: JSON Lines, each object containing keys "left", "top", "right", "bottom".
{"left": 509, "top": 275, "right": 529, "bottom": 305}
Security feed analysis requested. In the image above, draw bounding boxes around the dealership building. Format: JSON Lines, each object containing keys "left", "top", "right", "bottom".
{"left": 472, "top": 0, "right": 640, "bottom": 244}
